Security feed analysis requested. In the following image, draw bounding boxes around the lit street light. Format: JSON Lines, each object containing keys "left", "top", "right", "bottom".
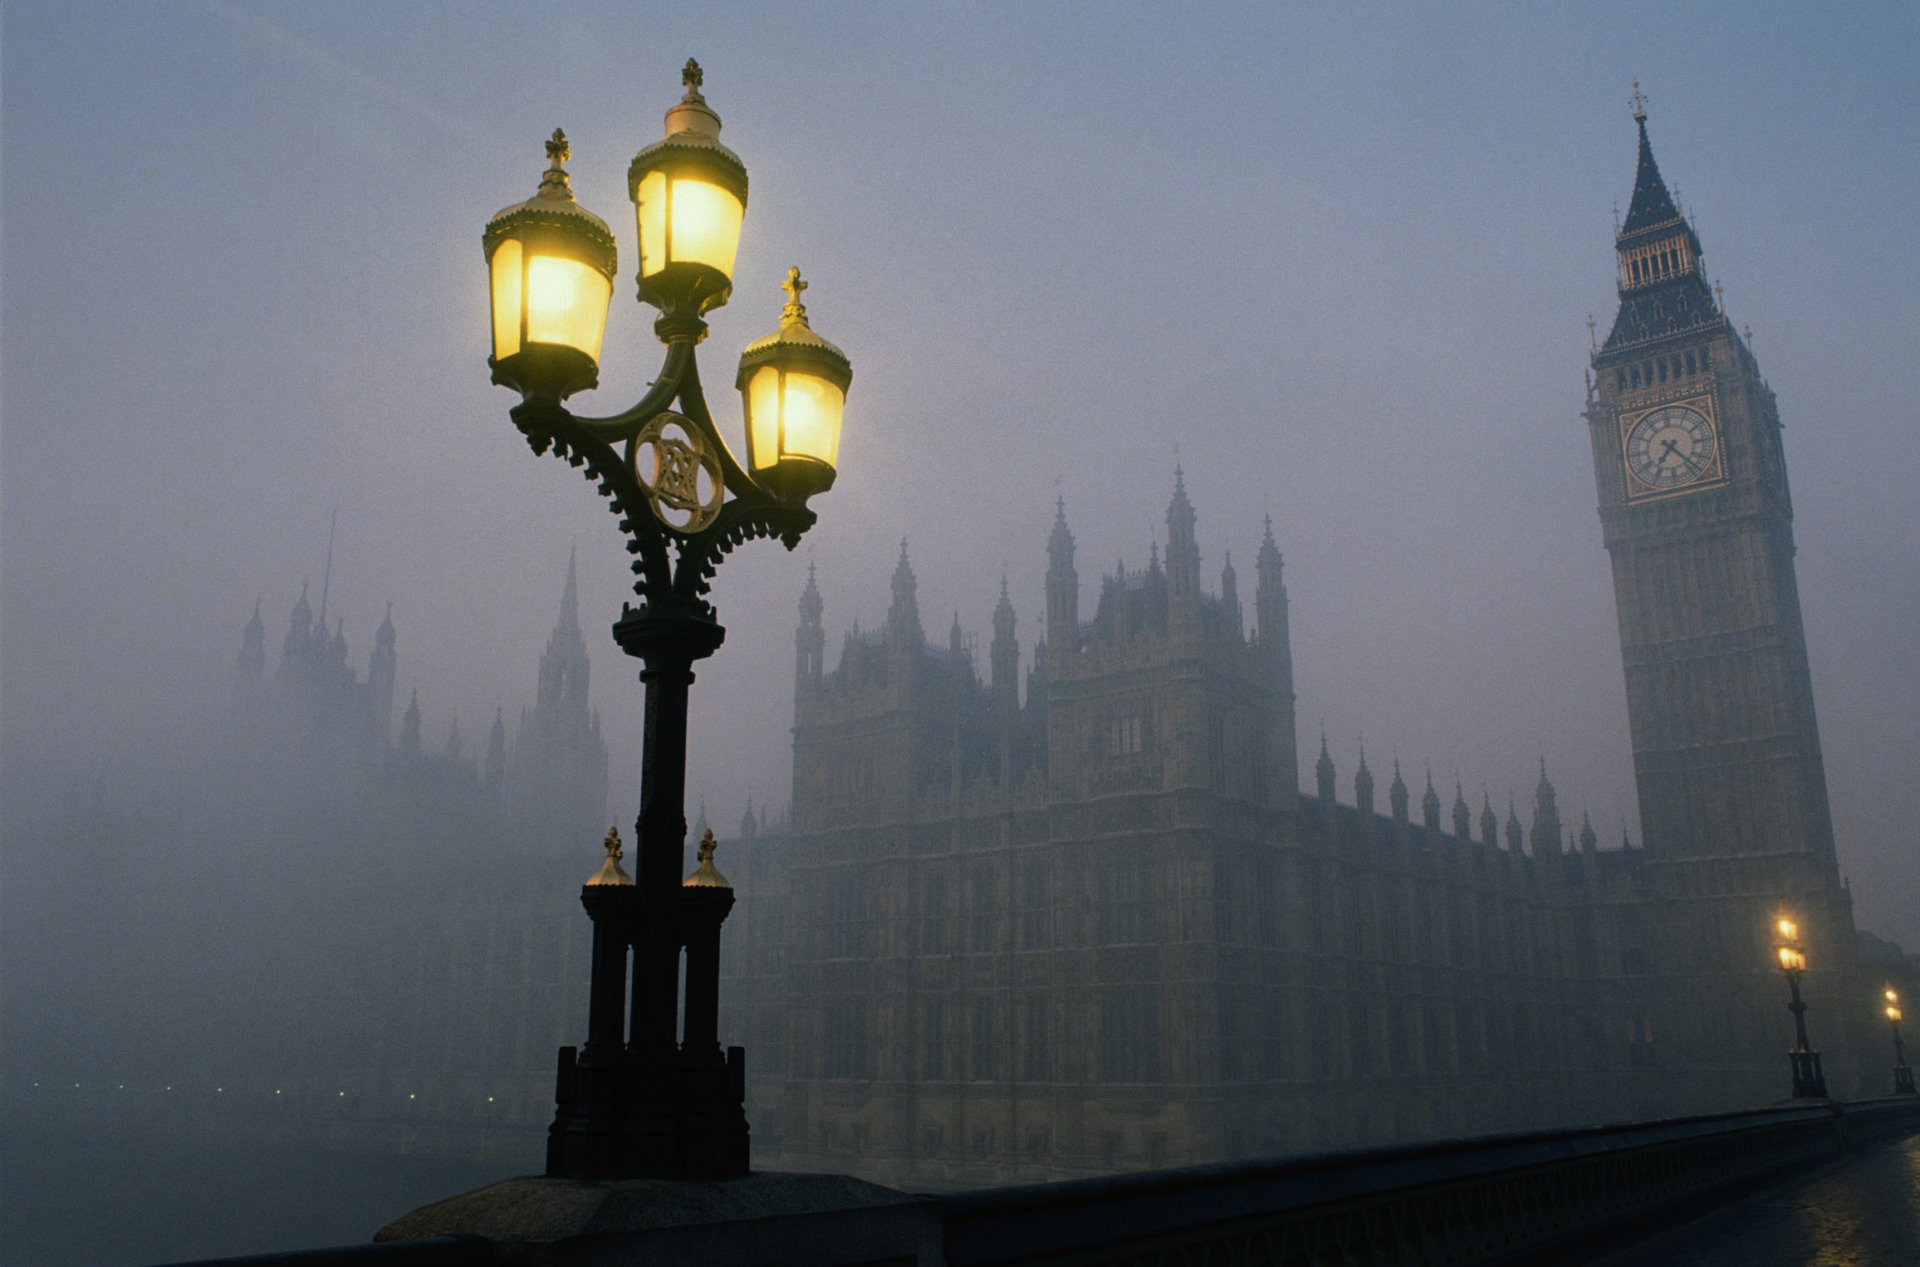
{"left": 1771, "top": 916, "right": 1827, "bottom": 1100}
{"left": 1886, "top": 988, "right": 1916, "bottom": 1097}
{"left": 482, "top": 59, "right": 851, "bottom": 1180}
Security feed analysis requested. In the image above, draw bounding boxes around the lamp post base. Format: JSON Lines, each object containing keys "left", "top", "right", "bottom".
{"left": 1789, "top": 1049, "right": 1828, "bottom": 1100}
{"left": 1896, "top": 1066, "right": 1917, "bottom": 1096}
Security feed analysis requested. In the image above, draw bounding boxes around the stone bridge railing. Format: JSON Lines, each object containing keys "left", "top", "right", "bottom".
{"left": 941, "top": 1098, "right": 1920, "bottom": 1266}
{"left": 161, "top": 1097, "right": 1920, "bottom": 1267}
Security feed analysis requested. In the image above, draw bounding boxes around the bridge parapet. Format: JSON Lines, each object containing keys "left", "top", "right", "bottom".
{"left": 940, "top": 1099, "right": 1920, "bottom": 1266}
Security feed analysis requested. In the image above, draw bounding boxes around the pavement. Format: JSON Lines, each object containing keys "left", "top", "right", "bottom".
{"left": 1591, "top": 1130, "right": 1920, "bottom": 1266}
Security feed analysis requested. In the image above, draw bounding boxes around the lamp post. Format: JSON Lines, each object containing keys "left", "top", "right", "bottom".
{"left": 1887, "top": 988, "right": 1916, "bottom": 1096}
{"left": 482, "top": 60, "right": 851, "bottom": 1181}
{"left": 1771, "top": 916, "right": 1827, "bottom": 1100}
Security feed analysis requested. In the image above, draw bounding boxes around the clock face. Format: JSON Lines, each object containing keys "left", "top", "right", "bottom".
{"left": 1624, "top": 403, "right": 1720, "bottom": 494}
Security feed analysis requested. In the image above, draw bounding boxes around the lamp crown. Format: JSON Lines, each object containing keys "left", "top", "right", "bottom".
{"left": 664, "top": 58, "right": 723, "bottom": 139}
{"left": 685, "top": 827, "right": 732, "bottom": 889}
{"left": 538, "top": 128, "right": 577, "bottom": 201}
{"left": 781, "top": 266, "right": 811, "bottom": 327}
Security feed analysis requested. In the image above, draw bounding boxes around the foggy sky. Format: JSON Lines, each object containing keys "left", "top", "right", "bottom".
{"left": 4, "top": 2, "right": 1918, "bottom": 947}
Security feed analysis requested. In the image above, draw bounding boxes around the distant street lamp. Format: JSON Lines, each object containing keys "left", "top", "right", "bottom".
{"left": 1886, "top": 988, "right": 1916, "bottom": 1096}
{"left": 1771, "top": 916, "right": 1827, "bottom": 1100}
{"left": 482, "top": 59, "right": 851, "bottom": 1180}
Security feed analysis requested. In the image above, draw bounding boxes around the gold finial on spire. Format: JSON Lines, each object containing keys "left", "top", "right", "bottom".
{"left": 1630, "top": 79, "right": 1648, "bottom": 123}
{"left": 682, "top": 58, "right": 706, "bottom": 99}
{"left": 546, "top": 128, "right": 570, "bottom": 167}
{"left": 684, "top": 827, "right": 732, "bottom": 889}
{"left": 780, "top": 266, "right": 811, "bottom": 326}
{"left": 588, "top": 825, "right": 635, "bottom": 886}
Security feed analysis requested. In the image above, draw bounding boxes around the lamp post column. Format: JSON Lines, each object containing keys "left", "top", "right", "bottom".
{"left": 1783, "top": 969, "right": 1826, "bottom": 1099}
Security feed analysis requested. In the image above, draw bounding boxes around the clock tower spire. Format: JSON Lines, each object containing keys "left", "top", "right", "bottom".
{"left": 1585, "top": 94, "right": 1861, "bottom": 1108}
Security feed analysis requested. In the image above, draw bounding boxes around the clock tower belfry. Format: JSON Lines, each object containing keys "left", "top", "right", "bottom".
{"left": 1585, "top": 91, "right": 1861, "bottom": 1108}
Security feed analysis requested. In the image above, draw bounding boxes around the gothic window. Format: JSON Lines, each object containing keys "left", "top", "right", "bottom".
{"left": 820, "top": 880, "right": 874, "bottom": 960}
{"left": 1109, "top": 713, "right": 1145, "bottom": 758}
{"left": 823, "top": 999, "right": 868, "bottom": 1080}
{"left": 1685, "top": 350, "right": 1696, "bottom": 375}
{"left": 1018, "top": 857, "right": 1050, "bottom": 949}
{"left": 922, "top": 999, "right": 950, "bottom": 1079}
{"left": 1101, "top": 987, "right": 1162, "bottom": 1082}
{"left": 971, "top": 996, "right": 996, "bottom": 1080}
{"left": 968, "top": 863, "right": 1001, "bottom": 953}
{"left": 922, "top": 870, "right": 950, "bottom": 956}
{"left": 1098, "top": 860, "right": 1159, "bottom": 945}
{"left": 1023, "top": 996, "right": 1049, "bottom": 1082}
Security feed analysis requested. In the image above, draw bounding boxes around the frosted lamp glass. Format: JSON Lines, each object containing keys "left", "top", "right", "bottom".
{"left": 636, "top": 170, "right": 668, "bottom": 279}
{"left": 668, "top": 180, "right": 744, "bottom": 278}
{"left": 780, "top": 372, "right": 844, "bottom": 466}
{"left": 490, "top": 239, "right": 524, "bottom": 360}
{"left": 525, "top": 255, "right": 611, "bottom": 359}
{"left": 748, "top": 366, "right": 781, "bottom": 472}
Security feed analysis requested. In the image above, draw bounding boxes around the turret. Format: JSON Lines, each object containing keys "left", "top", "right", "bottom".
{"left": 1579, "top": 811, "right": 1599, "bottom": 855}
{"left": 1045, "top": 498, "right": 1079, "bottom": 654}
{"left": 239, "top": 600, "right": 266, "bottom": 678}
{"left": 1452, "top": 779, "right": 1472, "bottom": 841}
{"left": 1315, "top": 730, "right": 1336, "bottom": 804}
{"left": 1354, "top": 745, "right": 1375, "bottom": 818}
{"left": 1480, "top": 792, "right": 1499, "bottom": 849}
{"left": 1165, "top": 466, "right": 1200, "bottom": 612}
{"left": 485, "top": 706, "right": 507, "bottom": 789}
{"left": 1530, "top": 758, "right": 1562, "bottom": 858}
{"left": 1421, "top": 767, "right": 1442, "bottom": 833}
{"left": 445, "top": 716, "right": 463, "bottom": 763}
{"left": 1388, "top": 758, "right": 1409, "bottom": 826}
{"left": 1219, "top": 551, "right": 1241, "bottom": 640}
{"left": 1255, "top": 518, "right": 1298, "bottom": 799}
{"left": 281, "top": 581, "right": 313, "bottom": 675}
{"left": 1505, "top": 799, "right": 1524, "bottom": 854}
{"left": 989, "top": 575, "right": 1018, "bottom": 712}
{"left": 537, "top": 549, "right": 592, "bottom": 716}
{"left": 795, "top": 564, "right": 825, "bottom": 708}
{"left": 399, "top": 688, "right": 422, "bottom": 758}
{"left": 886, "top": 541, "right": 922, "bottom": 651}
{"left": 368, "top": 602, "right": 397, "bottom": 747}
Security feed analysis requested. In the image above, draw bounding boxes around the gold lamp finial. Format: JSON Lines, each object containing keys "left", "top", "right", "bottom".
{"left": 1630, "top": 79, "right": 1648, "bottom": 124}
{"left": 684, "top": 827, "right": 732, "bottom": 889}
{"left": 588, "top": 825, "right": 635, "bottom": 886}
{"left": 682, "top": 58, "right": 706, "bottom": 100}
{"left": 780, "top": 266, "right": 811, "bottom": 327}
{"left": 536, "top": 128, "right": 576, "bottom": 201}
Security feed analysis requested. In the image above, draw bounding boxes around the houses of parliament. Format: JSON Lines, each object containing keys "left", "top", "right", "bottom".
{"left": 225, "top": 106, "right": 1914, "bottom": 1186}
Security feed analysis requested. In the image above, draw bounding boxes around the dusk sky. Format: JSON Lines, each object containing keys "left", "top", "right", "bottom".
{"left": 4, "top": 3, "right": 1917, "bottom": 944}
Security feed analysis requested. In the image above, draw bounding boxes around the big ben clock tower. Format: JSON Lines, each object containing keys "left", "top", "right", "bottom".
{"left": 1585, "top": 89, "right": 1861, "bottom": 1108}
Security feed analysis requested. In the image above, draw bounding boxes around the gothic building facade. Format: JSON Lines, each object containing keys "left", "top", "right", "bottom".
{"left": 711, "top": 108, "right": 1907, "bottom": 1188}
{"left": 224, "top": 553, "right": 607, "bottom": 1123}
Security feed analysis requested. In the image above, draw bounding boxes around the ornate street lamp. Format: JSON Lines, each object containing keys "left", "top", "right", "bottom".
{"left": 482, "top": 59, "right": 851, "bottom": 1181}
{"left": 1886, "top": 988, "right": 1916, "bottom": 1096}
{"left": 1771, "top": 916, "right": 1827, "bottom": 1100}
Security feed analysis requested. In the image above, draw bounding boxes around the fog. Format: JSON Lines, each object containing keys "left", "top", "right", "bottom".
{"left": 4, "top": 2, "right": 1919, "bottom": 1260}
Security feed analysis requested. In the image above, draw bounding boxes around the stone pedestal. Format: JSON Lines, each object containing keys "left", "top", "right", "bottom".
{"left": 375, "top": 1171, "right": 941, "bottom": 1266}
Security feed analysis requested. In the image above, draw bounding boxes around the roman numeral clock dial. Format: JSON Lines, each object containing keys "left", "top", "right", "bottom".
{"left": 1619, "top": 397, "right": 1724, "bottom": 500}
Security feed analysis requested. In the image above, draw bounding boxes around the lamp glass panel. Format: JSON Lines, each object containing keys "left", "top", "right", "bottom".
{"left": 637, "top": 170, "right": 667, "bottom": 278}
{"left": 524, "top": 255, "right": 611, "bottom": 359}
{"left": 490, "top": 239, "right": 524, "bottom": 360}
{"left": 668, "top": 179, "right": 744, "bottom": 277}
{"left": 748, "top": 366, "right": 781, "bottom": 472}
{"left": 779, "top": 371, "right": 844, "bottom": 466}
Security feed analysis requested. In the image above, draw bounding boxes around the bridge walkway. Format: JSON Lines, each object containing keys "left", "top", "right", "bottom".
{"left": 1593, "top": 1130, "right": 1920, "bottom": 1266}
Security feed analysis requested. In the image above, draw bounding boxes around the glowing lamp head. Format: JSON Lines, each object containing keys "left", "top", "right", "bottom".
{"left": 736, "top": 267, "right": 852, "bottom": 504}
{"left": 483, "top": 130, "right": 618, "bottom": 401}
{"left": 1887, "top": 988, "right": 1900, "bottom": 1004}
{"left": 1776, "top": 917, "right": 1798, "bottom": 942}
{"left": 628, "top": 60, "right": 749, "bottom": 321}
{"left": 1891, "top": 1004, "right": 1905, "bottom": 1023}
